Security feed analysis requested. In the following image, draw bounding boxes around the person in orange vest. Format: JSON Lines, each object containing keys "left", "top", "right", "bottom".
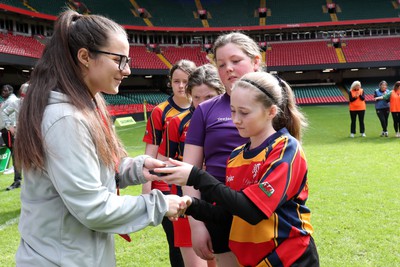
{"left": 348, "top": 80, "right": 366, "bottom": 138}
{"left": 378, "top": 81, "right": 400, "bottom": 137}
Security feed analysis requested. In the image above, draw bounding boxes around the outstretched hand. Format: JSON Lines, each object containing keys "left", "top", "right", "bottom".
{"left": 143, "top": 157, "right": 167, "bottom": 181}
{"left": 153, "top": 158, "right": 194, "bottom": 186}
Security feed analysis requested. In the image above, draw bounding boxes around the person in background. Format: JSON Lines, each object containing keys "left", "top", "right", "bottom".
{"left": 158, "top": 64, "right": 225, "bottom": 267}
{"left": 14, "top": 10, "right": 187, "bottom": 267}
{"left": 373, "top": 80, "right": 390, "bottom": 137}
{"left": 142, "top": 59, "right": 196, "bottom": 267}
{"left": 182, "top": 32, "right": 264, "bottom": 266}
{"left": 378, "top": 81, "right": 400, "bottom": 137}
{"left": 159, "top": 72, "right": 319, "bottom": 267}
{"left": 0, "top": 84, "right": 23, "bottom": 190}
{"left": 348, "top": 80, "right": 366, "bottom": 138}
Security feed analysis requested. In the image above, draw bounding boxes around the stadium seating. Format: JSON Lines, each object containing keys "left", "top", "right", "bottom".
{"left": 0, "top": 32, "right": 44, "bottom": 58}
{"left": 130, "top": 45, "right": 167, "bottom": 69}
{"left": 2, "top": 0, "right": 399, "bottom": 26}
{"left": 104, "top": 91, "right": 169, "bottom": 116}
{"left": 335, "top": 0, "right": 398, "bottom": 21}
{"left": 341, "top": 37, "right": 400, "bottom": 63}
{"left": 266, "top": 41, "right": 339, "bottom": 66}
{"left": 293, "top": 85, "right": 347, "bottom": 105}
{"left": 161, "top": 46, "right": 209, "bottom": 66}
{"left": 266, "top": 0, "right": 330, "bottom": 25}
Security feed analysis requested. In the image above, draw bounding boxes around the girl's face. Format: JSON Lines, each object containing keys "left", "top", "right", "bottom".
{"left": 190, "top": 84, "right": 219, "bottom": 108}
{"left": 230, "top": 87, "right": 273, "bottom": 143}
{"left": 171, "top": 69, "right": 190, "bottom": 99}
{"left": 84, "top": 33, "right": 131, "bottom": 96}
{"left": 215, "top": 43, "right": 260, "bottom": 94}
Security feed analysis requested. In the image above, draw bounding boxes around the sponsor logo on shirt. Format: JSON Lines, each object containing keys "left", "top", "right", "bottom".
{"left": 226, "top": 175, "right": 234, "bottom": 183}
{"left": 217, "top": 117, "right": 232, "bottom": 121}
{"left": 252, "top": 163, "right": 261, "bottom": 179}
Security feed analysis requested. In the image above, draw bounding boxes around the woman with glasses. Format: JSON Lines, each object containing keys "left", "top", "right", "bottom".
{"left": 14, "top": 10, "right": 187, "bottom": 267}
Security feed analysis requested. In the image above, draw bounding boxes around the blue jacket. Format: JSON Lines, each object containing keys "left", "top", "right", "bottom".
{"left": 374, "top": 89, "right": 390, "bottom": 110}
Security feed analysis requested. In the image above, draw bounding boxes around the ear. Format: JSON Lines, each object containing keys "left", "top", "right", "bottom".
{"left": 268, "top": 105, "right": 278, "bottom": 118}
{"left": 77, "top": 48, "right": 90, "bottom": 68}
{"left": 253, "top": 55, "right": 261, "bottom": 71}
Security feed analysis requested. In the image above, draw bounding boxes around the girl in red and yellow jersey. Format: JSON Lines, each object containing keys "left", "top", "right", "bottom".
{"left": 158, "top": 64, "right": 225, "bottom": 267}
{"left": 159, "top": 72, "right": 319, "bottom": 267}
{"left": 142, "top": 59, "right": 196, "bottom": 267}
{"left": 348, "top": 80, "right": 366, "bottom": 137}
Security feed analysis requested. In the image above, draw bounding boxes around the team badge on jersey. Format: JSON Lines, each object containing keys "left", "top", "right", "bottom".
{"left": 259, "top": 181, "right": 275, "bottom": 197}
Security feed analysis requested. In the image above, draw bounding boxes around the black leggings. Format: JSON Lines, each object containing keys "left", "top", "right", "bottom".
{"left": 392, "top": 112, "right": 400, "bottom": 133}
{"left": 0, "top": 128, "right": 22, "bottom": 182}
{"left": 350, "top": 110, "right": 365, "bottom": 134}
{"left": 376, "top": 108, "right": 390, "bottom": 132}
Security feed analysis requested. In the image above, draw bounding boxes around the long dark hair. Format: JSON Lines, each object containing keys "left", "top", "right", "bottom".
{"left": 15, "top": 10, "right": 128, "bottom": 170}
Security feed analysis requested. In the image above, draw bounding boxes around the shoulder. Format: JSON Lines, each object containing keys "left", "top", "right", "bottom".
{"left": 42, "top": 92, "right": 86, "bottom": 133}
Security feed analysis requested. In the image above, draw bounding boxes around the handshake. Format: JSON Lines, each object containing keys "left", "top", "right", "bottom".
{"left": 143, "top": 158, "right": 198, "bottom": 220}
{"left": 164, "top": 194, "right": 192, "bottom": 221}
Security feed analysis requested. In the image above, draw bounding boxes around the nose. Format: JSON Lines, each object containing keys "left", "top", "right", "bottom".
{"left": 121, "top": 63, "right": 131, "bottom": 75}
{"left": 231, "top": 113, "right": 240, "bottom": 125}
{"left": 226, "top": 63, "right": 234, "bottom": 72}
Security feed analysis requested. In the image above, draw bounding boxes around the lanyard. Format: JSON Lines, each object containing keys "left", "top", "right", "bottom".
{"left": 98, "top": 108, "right": 131, "bottom": 242}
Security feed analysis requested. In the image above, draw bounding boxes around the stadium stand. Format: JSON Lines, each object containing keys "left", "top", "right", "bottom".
{"left": 0, "top": 32, "right": 44, "bottom": 58}
{"left": 129, "top": 45, "right": 167, "bottom": 69}
{"left": 266, "top": 0, "right": 331, "bottom": 24}
{"left": 335, "top": 0, "right": 399, "bottom": 21}
{"left": 266, "top": 40, "right": 339, "bottom": 66}
{"left": 1, "top": 0, "right": 400, "bottom": 114}
{"left": 341, "top": 37, "right": 400, "bottom": 63}
{"left": 161, "top": 46, "right": 209, "bottom": 66}
{"left": 293, "top": 85, "right": 347, "bottom": 105}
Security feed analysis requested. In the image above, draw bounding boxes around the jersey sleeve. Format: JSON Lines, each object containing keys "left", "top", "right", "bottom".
{"left": 185, "top": 106, "right": 206, "bottom": 147}
{"left": 142, "top": 107, "right": 163, "bottom": 145}
{"left": 158, "top": 116, "right": 180, "bottom": 159}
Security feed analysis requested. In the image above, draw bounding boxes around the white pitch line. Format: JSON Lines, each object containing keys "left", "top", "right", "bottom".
{"left": 0, "top": 217, "right": 19, "bottom": 231}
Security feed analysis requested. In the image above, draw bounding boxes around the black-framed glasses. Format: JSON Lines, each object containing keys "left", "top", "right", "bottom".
{"left": 89, "top": 49, "right": 131, "bottom": 70}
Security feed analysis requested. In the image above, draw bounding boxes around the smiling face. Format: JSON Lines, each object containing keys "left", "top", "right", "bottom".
{"left": 83, "top": 33, "right": 131, "bottom": 96}
{"left": 191, "top": 83, "right": 219, "bottom": 108}
{"left": 215, "top": 43, "right": 259, "bottom": 94}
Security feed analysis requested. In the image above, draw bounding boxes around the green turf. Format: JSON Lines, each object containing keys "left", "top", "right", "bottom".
{"left": 0, "top": 104, "right": 399, "bottom": 266}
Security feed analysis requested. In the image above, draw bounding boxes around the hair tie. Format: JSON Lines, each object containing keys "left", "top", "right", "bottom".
{"left": 241, "top": 79, "right": 276, "bottom": 104}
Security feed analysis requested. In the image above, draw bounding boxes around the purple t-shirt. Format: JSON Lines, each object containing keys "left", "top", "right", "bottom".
{"left": 185, "top": 93, "right": 248, "bottom": 182}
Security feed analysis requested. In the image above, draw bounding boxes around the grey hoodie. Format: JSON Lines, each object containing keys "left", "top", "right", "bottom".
{"left": 16, "top": 91, "right": 168, "bottom": 267}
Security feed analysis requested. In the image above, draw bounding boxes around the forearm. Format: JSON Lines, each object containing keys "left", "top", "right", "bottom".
{"left": 185, "top": 197, "right": 232, "bottom": 225}
{"left": 187, "top": 166, "right": 267, "bottom": 225}
{"left": 119, "top": 155, "right": 151, "bottom": 188}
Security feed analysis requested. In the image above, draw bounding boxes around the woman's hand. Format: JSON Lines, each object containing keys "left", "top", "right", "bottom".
{"left": 154, "top": 158, "right": 194, "bottom": 186}
{"left": 143, "top": 157, "right": 166, "bottom": 181}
